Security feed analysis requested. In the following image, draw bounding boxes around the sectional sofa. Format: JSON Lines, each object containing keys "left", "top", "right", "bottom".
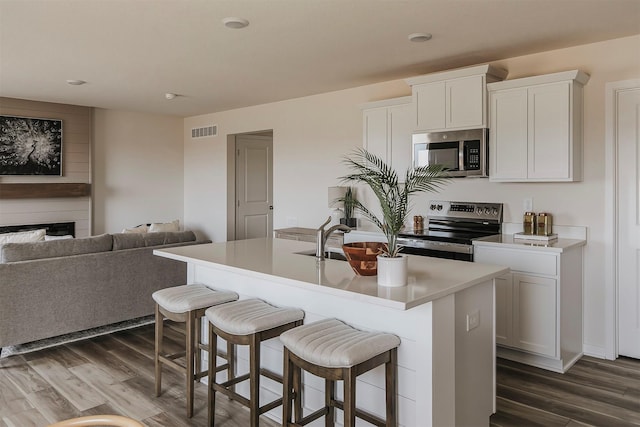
{"left": 0, "top": 231, "right": 209, "bottom": 351}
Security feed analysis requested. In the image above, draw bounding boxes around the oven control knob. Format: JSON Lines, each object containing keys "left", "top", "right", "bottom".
{"left": 430, "top": 204, "right": 436, "bottom": 210}
{"left": 492, "top": 207, "right": 498, "bottom": 216}
{"left": 437, "top": 204, "right": 443, "bottom": 211}
{"left": 476, "top": 207, "right": 482, "bottom": 215}
{"left": 484, "top": 207, "right": 491, "bottom": 214}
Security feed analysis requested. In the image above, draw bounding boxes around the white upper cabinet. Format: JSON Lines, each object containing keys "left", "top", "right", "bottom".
{"left": 361, "top": 96, "right": 412, "bottom": 176}
{"left": 488, "top": 70, "right": 590, "bottom": 182}
{"left": 406, "top": 64, "right": 507, "bottom": 132}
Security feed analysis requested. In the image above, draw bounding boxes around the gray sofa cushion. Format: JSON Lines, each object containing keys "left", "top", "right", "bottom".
{"left": 0, "top": 234, "right": 113, "bottom": 263}
{"left": 112, "top": 231, "right": 196, "bottom": 251}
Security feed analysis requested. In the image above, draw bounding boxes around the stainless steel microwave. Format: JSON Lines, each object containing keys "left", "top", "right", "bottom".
{"left": 412, "top": 128, "right": 488, "bottom": 178}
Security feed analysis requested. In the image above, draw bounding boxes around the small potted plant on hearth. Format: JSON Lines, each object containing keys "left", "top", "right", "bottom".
{"left": 341, "top": 148, "right": 450, "bottom": 286}
{"left": 337, "top": 186, "right": 358, "bottom": 228}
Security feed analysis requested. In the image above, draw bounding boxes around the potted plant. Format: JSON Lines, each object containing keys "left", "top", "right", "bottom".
{"left": 341, "top": 148, "right": 450, "bottom": 286}
{"left": 338, "top": 187, "right": 358, "bottom": 228}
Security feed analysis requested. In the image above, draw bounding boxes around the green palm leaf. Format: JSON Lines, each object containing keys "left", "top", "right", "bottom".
{"left": 341, "top": 148, "right": 451, "bottom": 257}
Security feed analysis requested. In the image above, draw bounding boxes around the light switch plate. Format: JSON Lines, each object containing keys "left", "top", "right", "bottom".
{"left": 466, "top": 309, "right": 480, "bottom": 332}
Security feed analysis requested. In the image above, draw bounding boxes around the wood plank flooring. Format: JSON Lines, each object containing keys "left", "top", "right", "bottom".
{"left": 1, "top": 321, "right": 638, "bottom": 426}
{"left": 0, "top": 322, "right": 278, "bottom": 427}
{"left": 491, "top": 356, "right": 640, "bottom": 426}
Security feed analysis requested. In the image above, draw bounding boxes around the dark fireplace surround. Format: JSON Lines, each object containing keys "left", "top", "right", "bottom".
{"left": 0, "top": 222, "right": 76, "bottom": 237}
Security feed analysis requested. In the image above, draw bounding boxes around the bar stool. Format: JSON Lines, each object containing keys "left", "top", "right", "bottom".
{"left": 205, "top": 298, "right": 305, "bottom": 427}
{"left": 152, "top": 284, "right": 239, "bottom": 418}
{"left": 280, "top": 318, "right": 401, "bottom": 427}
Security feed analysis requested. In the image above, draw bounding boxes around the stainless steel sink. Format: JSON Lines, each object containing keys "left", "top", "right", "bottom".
{"left": 295, "top": 249, "right": 348, "bottom": 261}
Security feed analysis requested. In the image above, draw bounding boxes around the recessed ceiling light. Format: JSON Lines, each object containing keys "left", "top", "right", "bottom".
{"left": 165, "top": 93, "right": 177, "bottom": 100}
{"left": 66, "top": 79, "right": 86, "bottom": 85}
{"left": 222, "top": 17, "right": 249, "bottom": 29}
{"left": 408, "top": 33, "right": 433, "bottom": 43}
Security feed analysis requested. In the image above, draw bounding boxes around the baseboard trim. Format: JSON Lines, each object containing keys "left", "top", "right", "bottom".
{"left": 583, "top": 344, "right": 607, "bottom": 359}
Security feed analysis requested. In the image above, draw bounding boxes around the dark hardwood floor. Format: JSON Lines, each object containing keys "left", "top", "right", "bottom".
{"left": 491, "top": 356, "right": 640, "bottom": 426}
{"left": 1, "top": 322, "right": 638, "bottom": 426}
{"left": 0, "top": 322, "right": 278, "bottom": 427}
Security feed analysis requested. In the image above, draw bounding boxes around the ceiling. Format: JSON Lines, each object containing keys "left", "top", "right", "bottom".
{"left": 1, "top": 0, "right": 639, "bottom": 117}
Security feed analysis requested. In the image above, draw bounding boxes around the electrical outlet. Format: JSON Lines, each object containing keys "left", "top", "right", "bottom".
{"left": 466, "top": 310, "right": 480, "bottom": 332}
{"left": 523, "top": 197, "right": 533, "bottom": 212}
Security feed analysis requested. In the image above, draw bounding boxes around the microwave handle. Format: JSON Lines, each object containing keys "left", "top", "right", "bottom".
{"left": 458, "top": 141, "right": 465, "bottom": 171}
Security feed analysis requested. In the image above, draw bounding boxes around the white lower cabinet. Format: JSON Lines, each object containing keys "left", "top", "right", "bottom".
{"left": 475, "top": 243, "right": 583, "bottom": 373}
{"left": 512, "top": 273, "right": 557, "bottom": 357}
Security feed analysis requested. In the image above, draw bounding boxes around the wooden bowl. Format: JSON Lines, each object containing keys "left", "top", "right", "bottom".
{"left": 342, "top": 242, "right": 385, "bottom": 276}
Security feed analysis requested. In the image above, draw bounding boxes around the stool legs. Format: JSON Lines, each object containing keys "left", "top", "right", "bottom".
{"left": 282, "top": 349, "right": 398, "bottom": 427}
{"left": 208, "top": 325, "right": 218, "bottom": 427}
{"left": 186, "top": 310, "right": 196, "bottom": 418}
{"left": 249, "top": 334, "right": 260, "bottom": 427}
{"left": 386, "top": 348, "right": 398, "bottom": 427}
{"left": 344, "top": 368, "right": 356, "bottom": 427}
{"left": 282, "top": 347, "right": 293, "bottom": 424}
{"left": 154, "top": 304, "right": 163, "bottom": 397}
{"left": 283, "top": 348, "right": 304, "bottom": 425}
{"left": 155, "top": 305, "right": 219, "bottom": 418}
{"left": 325, "top": 379, "right": 335, "bottom": 427}
{"left": 208, "top": 320, "right": 303, "bottom": 427}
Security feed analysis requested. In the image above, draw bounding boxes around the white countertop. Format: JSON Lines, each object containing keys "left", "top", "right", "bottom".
{"left": 473, "top": 234, "right": 586, "bottom": 252}
{"left": 154, "top": 237, "right": 508, "bottom": 310}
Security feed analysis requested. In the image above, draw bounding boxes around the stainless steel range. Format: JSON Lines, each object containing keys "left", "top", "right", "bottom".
{"left": 398, "top": 200, "right": 503, "bottom": 261}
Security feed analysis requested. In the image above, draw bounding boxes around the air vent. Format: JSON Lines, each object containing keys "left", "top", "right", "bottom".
{"left": 191, "top": 125, "right": 217, "bottom": 139}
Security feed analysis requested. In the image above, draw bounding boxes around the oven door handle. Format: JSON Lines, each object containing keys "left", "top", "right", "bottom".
{"left": 397, "top": 238, "right": 473, "bottom": 254}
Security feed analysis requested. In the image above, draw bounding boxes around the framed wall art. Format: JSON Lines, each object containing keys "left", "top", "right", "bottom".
{"left": 0, "top": 115, "right": 63, "bottom": 175}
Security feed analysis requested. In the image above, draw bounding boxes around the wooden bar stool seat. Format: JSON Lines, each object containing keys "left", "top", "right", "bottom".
{"left": 205, "top": 298, "right": 305, "bottom": 427}
{"left": 152, "top": 284, "right": 239, "bottom": 417}
{"left": 280, "top": 318, "right": 401, "bottom": 427}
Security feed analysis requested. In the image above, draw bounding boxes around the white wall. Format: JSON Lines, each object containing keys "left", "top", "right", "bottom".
{"left": 184, "top": 35, "right": 640, "bottom": 355}
{"left": 93, "top": 109, "right": 184, "bottom": 234}
{"left": 183, "top": 81, "right": 409, "bottom": 242}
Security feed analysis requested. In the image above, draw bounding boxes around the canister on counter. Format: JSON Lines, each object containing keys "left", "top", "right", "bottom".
{"left": 413, "top": 215, "right": 424, "bottom": 233}
{"left": 536, "top": 212, "right": 553, "bottom": 236}
{"left": 523, "top": 212, "right": 536, "bottom": 235}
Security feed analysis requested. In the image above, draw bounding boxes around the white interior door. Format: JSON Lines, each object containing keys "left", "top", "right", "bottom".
{"left": 617, "top": 86, "right": 640, "bottom": 358}
{"left": 235, "top": 135, "right": 273, "bottom": 240}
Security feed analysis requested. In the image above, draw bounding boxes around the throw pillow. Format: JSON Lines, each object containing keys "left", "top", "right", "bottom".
{"left": 122, "top": 224, "right": 149, "bottom": 233}
{"left": 148, "top": 220, "right": 179, "bottom": 233}
{"left": 44, "top": 234, "right": 74, "bottom": 241}
{"left": 0, "top": 229, "right": 46, "bottom": 244}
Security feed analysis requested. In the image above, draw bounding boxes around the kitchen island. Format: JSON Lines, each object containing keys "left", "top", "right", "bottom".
{"left": 154, "top": 237, "right": 508, "bottom": 427}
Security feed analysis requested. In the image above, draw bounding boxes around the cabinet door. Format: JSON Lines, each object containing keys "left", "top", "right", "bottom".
{"left": 528, "top": 82, "right": 571, "bottom": 180}
{"left": 388, "top": 103, "right": 413, "bottom": 177}
{"left": 414, "top": 81, "right": 445, "bottom": 131}
{"left": 489, "top": 88, "right": 528, "bottom": 181}
{"left": 495, "top": 273, "right": 513, "bottom": 346}
{"left": 513, "top": 273, "right": 557, "bottom": 357}
{"left": 363, "top": 107, "right": 389, "bottom": 161}
{"left": 447, "top": 75, "right": 484, "bottom": 129}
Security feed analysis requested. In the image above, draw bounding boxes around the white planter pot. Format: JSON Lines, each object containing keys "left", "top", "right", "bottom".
{"left": 377, "top": 255, "right": 408, "bottom": 287}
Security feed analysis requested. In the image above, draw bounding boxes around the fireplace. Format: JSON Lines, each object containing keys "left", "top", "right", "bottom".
{"left": 0, "top": 222, "right": 75, "bottom": 237}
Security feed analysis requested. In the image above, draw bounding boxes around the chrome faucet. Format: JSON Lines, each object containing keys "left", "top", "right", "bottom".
{"left": 316, "top": 216, "right": 351, "bottom": 261}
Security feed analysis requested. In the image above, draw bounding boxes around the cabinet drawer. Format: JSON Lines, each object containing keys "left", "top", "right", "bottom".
{"left": 475, "top": 247, "right": 557, "bottom": 276}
